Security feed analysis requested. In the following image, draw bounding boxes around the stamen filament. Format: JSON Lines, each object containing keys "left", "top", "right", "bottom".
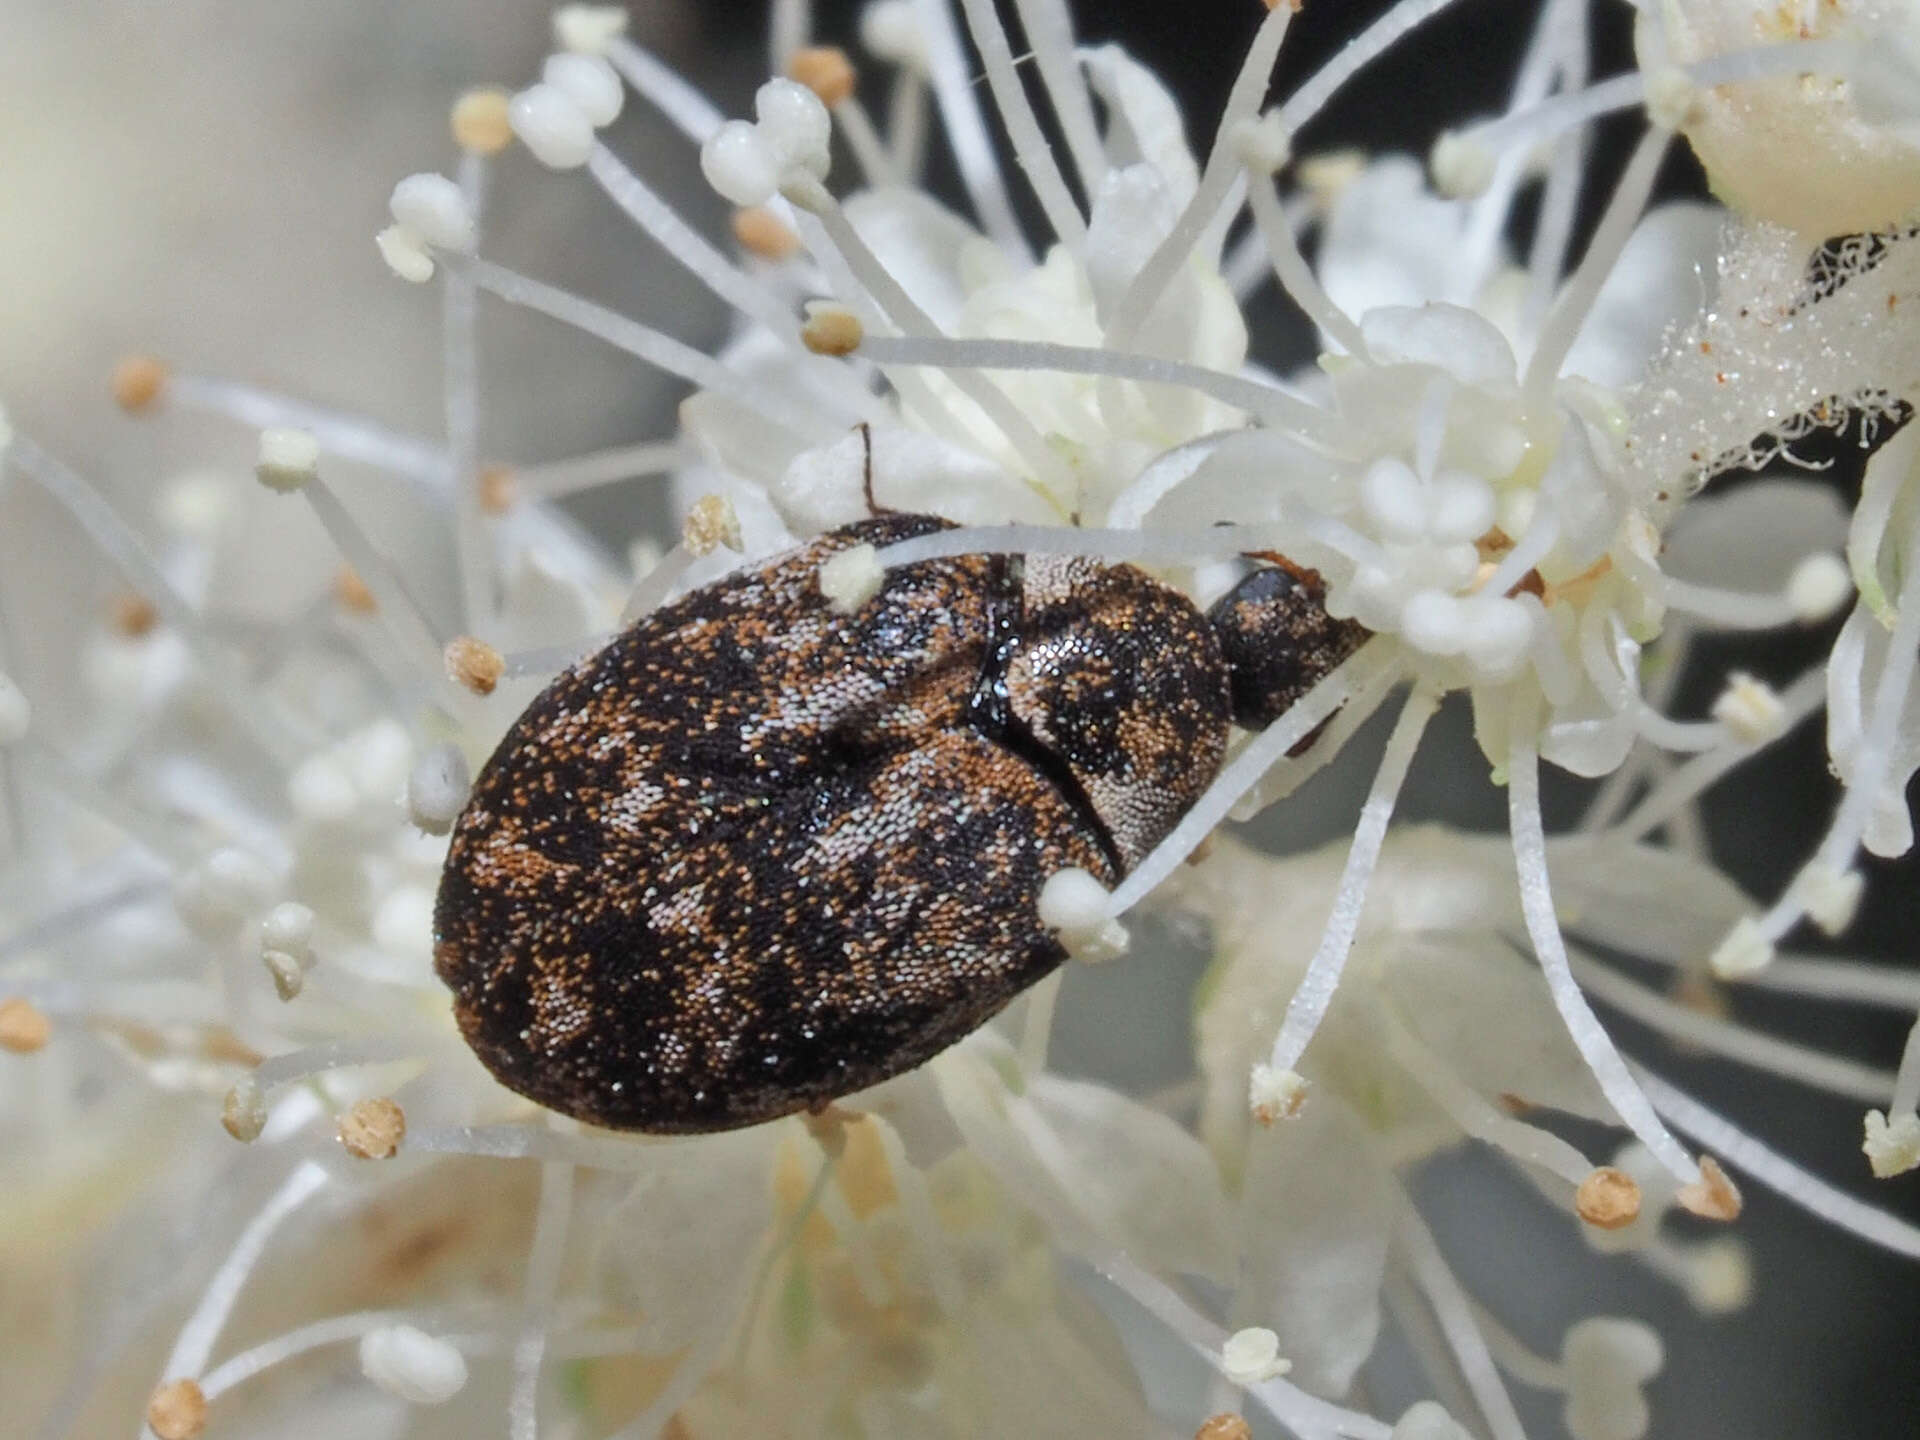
{"left": 509, "top": 1160, "right": 574, "bottom": 1440}
{"left": 1395, "top": 1199, "right": 1529, "bottom": 1440}
{"left": 1245, "top": 168, "right": 1371, "bottom": 359}
{"left": 957, "top": 0, "right": 1089, "bottom": 249}
{"left": 855, "top": 333, "right": 1334, "bottom": 438}
{"left": 1524, "top": 124, "right": 1673, "bottom": 401}
{"left": 1107, "top": 644, "right": 1399, "bottom": 918}
{"left": 168, "top": 374, "right": 448, "bottom": 487}
{"left": 586, "top": 144, "right": 800, "bottom": 340}
{"left": 446, "top": 148, "right": 490, "bottom": 633}
{"left": 1010, "top": 0, "right": 1108, "bottom": 197}
{"left": 605, "top": 38, "right": 725, "bottom": 144}
{"left": 1263, "top": 685, "right": 1440, "bottom": 1077}
{"left": 1638, "top": 1065, "right": 1920, "bottom": 1259}
{"left": 1509, "top": 691, "right": 1699, "bottom": 1182}
{"left": 908, "top": 0, "right": 1032, "bottom": 262}
{"left": 513, "top": 440, "right": 689, "bottom": 502}
{"left": 144, "top": 1160, "right": 330, "bottom": 1425}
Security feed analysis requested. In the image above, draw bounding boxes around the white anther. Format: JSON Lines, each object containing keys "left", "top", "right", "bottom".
{"left": 701, "top": 119, "right": 782, "bottom": 207}
{"left": 1643, "top": 65, "right": 1701, "bottom": 131}
{"left": 0, "top": 671, "right": 29, "bottom": 746}
{"left": 1231, "top": 111, "right": 1293, "bottom": 176}
{"left": 1429, "top": 130, "right": 1495, "bottom": 199}
{"left": 1361, "top": 457, "right": 1431, "bottom": 544}
{"left": 1863, "top": 1109, "right": 1920, "bottom": 1178}
{"left": 754, "top": 78, "right": 832, "bottom": 180}
{"left": 1786, "top": 552, "right": 1852, "bottom": 622}
{"left": 360, "top": 1324, "right": 470, "bottom": 1405}
{"left": 1793, "top": 861, "right": 1864, "bottom": 937}
{"left": 543, "top": 52, "right": 624, "bottom": 127}
{"left": 1683, "top": 1237, "right": 1753, "bottom": 1316}
{"left": 1220, "top": 1326, "right": 1291, "bottom": 1386}
{"left": 177, "top": 848, "right": 277, "bottom": 937}
{"left": 552, "top": 4, "right": 628, "bottom": 56}
{"left": 375, "top": 225, "right": 436, "bottom": 283}
{"left": 1248, "top": 1063, "right": 1308, "bottom": 1124}
{"left": 819, "top": 544, "right": 884, "bottom": 614}
{"left": 1428, "top": 472, "right": 1497, "bottom": 543}
{"left": 1392, "top": 1403, "right": 1475, "bottom": 1440}
{"left": 1709, "top": 916, "right": 1774, "bottom": 980}
{"left": 262, "top": 901, "right": 316, "bottom": 961}
{"left": 1562, "top": 1318, "right": 1663, "bottom": 1440}
{"left": 222, "top": 1078, "right": 267, "bottom": 1142}
{"left": 1400, "top": 590, "right": 1469, "bottom": 657}
{"left": 408, "top": 741, "right": 472, "bottom": 836}
{"left": 1461, "top": 595, "right": 1533, "bottom": 678}
{"left": 860, "top": 1, "right": 928, "bottom": 70}
{"left": 509, "top": 82, "right": 596, "bottom": 169}
{"left": 256, "top": 427, "right": 321, "bottom": 493}
{"left": 1038, "top": 868, "right": 1130, "bottom": 962}
{"left": 262, "top": 949, "right": 306, "bottom": 1001}
{"left": 1709, "top": 672, "right": 1785, "bottom": 745}
{"left": 388, "top": 173, "right": 477, "bottom": 255}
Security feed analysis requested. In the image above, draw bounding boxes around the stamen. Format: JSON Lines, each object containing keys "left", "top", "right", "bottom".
{"left": 1261, "top": 685, "right": 1439, "bottom": 1080}
{"left": 1571, "top": 951, "right": 1894, "bottom": 1103}
{"left": 1509, "top": 692, "right": 1699, "bottom": 1183}
{"left": 1733, "top": 954, "right": 1920, "bottom": 1011}
{"left": 586, "top": 144, "right": 800, "bottom": 340}
{"left": 956, "top": 0, "right": 1089, "bottom": 248}
{"left": 1395, "top": 1200, "right": 1529, "bottom": 1440}
{"left": 446, "top": 150, "right": 490, "bottom": 634}
{"left": 1383, "top": 1005, "right": 1594, "bottom": 1188}
{"left": 1890, "top": 1016, "right": 1920, "bottom": 1116}
{"left": 855, "top": 333, "right": 1335, "bottom": 438}
{"left": 1009, "top": 0, "right": 1108, "bottom": 196}
{"left": 5, "top": 434, "right": 302, "bottom": 766}
{"left": 1524, "top": 125, "right": 1672, "bottom": 401}
{"left": 463, "top": 259, "right": 826, "bottom": 445}
{"left": 876, "top": 522, "right": 1281, "bottom": 568}
{"left": 1758, "top": 500, "right": 1920, "bottom": 943}
{"left": 1608, "top": 666, "right": 1825, "bottom": 841}
{"left": 147, "top": 1161, "right": 330, "bottom": 1414}
{"left": 605, "top": 37, "right": 725, "bottom": 144}
{"left": 1638, "top": 1066, "right": 1920, "bottom": 1259}
{"left": 770, "top": 0, "right": 811, "bottom": 72}
{"left": 1106, "top": 644, "right": 1397, "bottom": 918}
{"left": 512, "top": 440, "right": 688, "bottom": 502}
{"left": 1106, "top": 3, "right": 1294, "bottom": 349}
{"left": 1244, "top": 169, "right": 1371, "bottom": 359}
{"left": 509, "top": 1160, "right": 575, "bottom": 1440}
{"left": 166, "top": 374, "right": 448, "bottom": 488}
{"left": 252, "top": 1037, "right": 424, "bottom": 1091}
{"left": 1276, "top": 0, "right": 1470, "bottom": 134}
{"left": 300, "top": 477, "right": 456, "bottom": 692}
{"left": 906, "top": 0, "right": 1032, "bottom": 262}
{"left": 786, "top": 183, "right": 1076, "bottom": 494}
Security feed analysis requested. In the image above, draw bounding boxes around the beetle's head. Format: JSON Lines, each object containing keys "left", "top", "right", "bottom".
{"left": 1205, "top": 560, "right": 1372, "bottom": 733}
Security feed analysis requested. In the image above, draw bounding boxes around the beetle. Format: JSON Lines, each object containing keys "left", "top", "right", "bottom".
{"left": 433, "top": 513, "right": 1366, "bottom": 1133}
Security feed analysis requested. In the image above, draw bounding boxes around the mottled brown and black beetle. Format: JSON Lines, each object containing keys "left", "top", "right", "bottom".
{"left": 434, "top": 513, "right": 1365, "bottom": 1133}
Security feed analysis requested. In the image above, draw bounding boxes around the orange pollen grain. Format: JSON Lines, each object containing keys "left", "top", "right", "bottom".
{"left": 339, "top": 1097, "right": 407, "bottom": 1159}
{"left": 112, "top": 355, "right": 170, "bottom": 413}
{"left": 445, "top": 636, "right": 505, "bottom": 696}
{"left": 479, "top": 464, "right": 517, "bottom": 516}
{"left": 788, "top": 46, "right": 857, "bottom": 106}
{"left": 110, "top": 590, "right": 160, "bottom": 638}
{"left": 334, "top": 566, "right": 378, "bottom": 615}
{"left": 732, "top": 206, "right": 802, "bottom": 260}
{"left": 1196, "top": 1414, "right": 1254, "bottom": 1440}
{"left": 1576, "top": 1166, "right": 1643, "bottom": 1230}
{"left": 1677, "top": 1155, "right": 1743, "bottom": 1222}
{"left": 146, "top": 1379, "right": 208, "bottom": 1440}
{"left": 0, "top": 997, "right": 52, "bottom": 1054}
{"left": 802, "top": 308, "right": 864, "bottom": 357}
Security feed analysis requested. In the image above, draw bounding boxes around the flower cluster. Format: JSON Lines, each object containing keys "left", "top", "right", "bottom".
{"left": 6, "top": 1, "right": 1920, "bottom": 1438}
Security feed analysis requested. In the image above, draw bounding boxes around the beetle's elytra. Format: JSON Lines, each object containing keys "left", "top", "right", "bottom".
{"left": 434, "top": 514, "right": 1365, "bottom": 1133}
